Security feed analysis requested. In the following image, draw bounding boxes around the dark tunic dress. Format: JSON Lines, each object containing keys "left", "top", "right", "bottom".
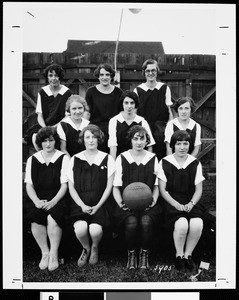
{"left": 67, "top": 151, "right": 115, "bottom": 227}
{"left": 158, "top": 154, "right": 205, "bottom": 230}
{"left": 24, "top": 151, "right": 69, "bottom": 228}
{"left": 112, "top": 151, "right": 162, "bottom": 229}
{"left": 57, "top": 117, "right": 90, "bottom": 157}
{"left": 135, "top": 82, "right": 172, "bottom": 160}
{"left": 85, "top": 86, "right": 123, "bottom": 152}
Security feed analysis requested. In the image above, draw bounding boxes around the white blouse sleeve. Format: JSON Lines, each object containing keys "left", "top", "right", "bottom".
{"left": 67, "top": 156, "right": 75, "bottom": 184}
{"left": 108, "top": 117, "right": 118, "bottom": 147}
{"left": 113, "top": 155, "right": 123, "bottom": 186}
{"left": 165, "top": 86, "right": 173, "bottom": 106}
{"left": 164, "top": 120, "right": 174, "bottom": 143}
{"left": 24, "top": 156, "right": 33, "bottom": 184}
{"left": 142, "top": 119, "right": 155, "bottom": 146}
{"left": 195, "top": 162, "right": 205, "bottom": 185}
{"left": 107, "top": 154, "right": 116, "bottom": 178}
{"left": 60, "top": 155, "right": 70, "bottom": 183}
{"left": 194, "top": 123, "right": 202, "bottom": 146}
{"left": 35, "top": 93, "right": 42, "bottom": 114}
{"left": 57, "top": 123, "right": 66, "bottom": 141}
{"left": 157, "top": 159, "right": 167, "bottom": 182}
{"left": 153, "top": 156, "right": 159, "bottom": 185}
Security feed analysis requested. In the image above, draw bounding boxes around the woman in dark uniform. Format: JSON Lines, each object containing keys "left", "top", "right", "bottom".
{"left": 85, "top": 63, "right": 123, "bottom": 153}
{"left": 24, "top": 126, "right": 69, "bottom": 271}
{"left": 67, "top": 125, "right": 115, "bottom": 267}
{"left": 31, "top": 63, "right": 72, "bottom": 151}
{"left": 108, "top": 90, "right": 155, "bottom": 160}
{"left": 134, "top": 59, "right": 174, "bottom": 161}
{"left": 112, "top": 125, "right": 161, "bottom": 270}
{"left": 158, "top": 130, "right": 205, "bottom": 271}
{"left": 57, "top": 95, "right": 90, "bottom": 158}
{"left": 164, "top": 96, "right": 201, "bottom": 157}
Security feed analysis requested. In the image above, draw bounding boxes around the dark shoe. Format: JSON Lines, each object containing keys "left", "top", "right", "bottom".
{"left": 184, "top": 256, "right": 195, "bottom": 271}
{"left": 175, "top": 256, "right": 185, "bottom": 271}
{"left": 139, "top": 249, "right": 149, "bottom": 269}
{"left": 77, "top": 248, "right": 90, "bottom": 267}
{"left": 127, "top": 250, "right": 137, "bottom": 269}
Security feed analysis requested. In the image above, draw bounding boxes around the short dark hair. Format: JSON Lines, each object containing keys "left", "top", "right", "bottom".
{"left": 78, "top": 124, "right": 105, "bottom": 145}
{"left": 35, "top": 126, "right": 60, "bottom": 149}
{"left": 169, "top": 130, "right": 191, "bottom": 151}
{"left": 126, "top": 125, "right": 151, "bottom": 147}
{"left": 44, "top": 64, "right": 65, "bottom": 81}
{"left": 142, "top": 59, "right": 160, "bottom": 76}
{"left": 93, "top": 63, "right": 115, "bottom": 79}
{"left": 119, "top": 90, "right": 139, "bottom": 111}
{"left": 172, "top": 96, "right": 196, "bottom": 113}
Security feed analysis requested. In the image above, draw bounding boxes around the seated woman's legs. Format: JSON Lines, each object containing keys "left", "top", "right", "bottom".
{"left": 31, "top": 222, "right": 49, "bottom": 270}
{"left": 184, "top": 217, "right": 203, "bottom": 258}
{"left": 74, "top": 220, "right": 91, "bottom": 266}
{"left": 47, "top": 215, "right": 62, "bottom": 271}
{"left": 173, "top": 217, "right": 188, "bottom": 258}
{"left": 124, "top": 215, "right": 138, "bottom": 269}
{"left": 138, "top": 214, "right": 153, "bottom": 269}
{"left": 88, "top": 223, "right": 103, "bottom": 264}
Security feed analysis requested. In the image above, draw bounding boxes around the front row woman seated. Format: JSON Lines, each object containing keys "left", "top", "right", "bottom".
{"left": 24, "top": 125, "right": 204, "bottom": 272}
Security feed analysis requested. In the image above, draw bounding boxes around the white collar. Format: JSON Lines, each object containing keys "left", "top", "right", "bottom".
{"left": 34, "top": 150, "right": 64, "bottom": 164}
{"left": 163, "top": 154, "right": 196, "bottom": 169}
{"left": 63, "top": 116, "right": 90, "bottom": 130}
{"left": 173, "top": 118, "right": 196, "bottom": 130}
{"left": 43, "top": 85, "right": 68, "bottom": 96}
{"left": 74, "top": 150, "right": 107, "bottom": 166}
{"left": 122, "top": 150, "right": 155, "bottom": 165}
{"left": 117, "top": 113, "right": 143, "bottom": 124}
{"left": 138, "top": 82, "right": 165, "bottom": 92}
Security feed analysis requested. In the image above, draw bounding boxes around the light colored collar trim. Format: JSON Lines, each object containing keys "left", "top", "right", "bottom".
{"left": 34, "top": 150, "right": 64, "bottom": 164}
{"left": 173, "top": 118, "right": 196, "bottom": 130}
{"left": 75, "top": 150, "right": 107, "bottom": 166}
{"left": 122, "top": 150, "right": 155, "bottom": 165}
{"left": 117, "top": 113, "right": 143, "bottom": 124}
{"left": 43, "top": 85, "right": 68, "bottom": 96}
{"left": 138, "top": 82, "right": 165, "bottom": 92}
{"left": 63, "top": 116, "right": 90, "bottom": 130}
{"left": 163, "top": 154, "right": 196, "bottom": 169}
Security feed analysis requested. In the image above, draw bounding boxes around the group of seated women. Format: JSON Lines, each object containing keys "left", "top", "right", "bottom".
{"left": 24, "top": 97, "right": 205, "bottom": 273}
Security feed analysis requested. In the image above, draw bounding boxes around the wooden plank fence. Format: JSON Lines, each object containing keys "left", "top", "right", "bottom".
{"left": 23, "top": 52, "right": 216, "bottom": 171}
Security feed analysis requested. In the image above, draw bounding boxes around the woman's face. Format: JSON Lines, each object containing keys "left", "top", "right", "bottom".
{"left": 178, "top": 101, "right": 191, "bottom": 121}
{"left": 84, "top": 130, "right": 98, "bottom": 150}
{"left": 144, "top": 63, "right": 158, "bottom": 82}
{"left": 131, "top": 132, "right": 147, "bottom": 151}
{"left": 41, "top": 136, "right": 56, "bottom": 153}
{"left": 174, "top": 140, "right": 190, "bottom": 157}
{"left": 69, "top": 101, "right": 84, "bottom": 121}
{"left": 123, "top": 97, "right": 135, "bottom": 114}
{"left": 98, "top": 68, "right": 112, "bottom": 86}
{"left": 48, "top": 70, "right": 60, "bottom": 88}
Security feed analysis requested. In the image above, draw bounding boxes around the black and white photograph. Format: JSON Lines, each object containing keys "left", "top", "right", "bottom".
{"left": 2, "top": 1, "right": 236, "bottom": 295}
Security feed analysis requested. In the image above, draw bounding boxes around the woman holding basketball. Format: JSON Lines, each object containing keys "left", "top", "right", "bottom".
{"left": 112, "top": 125, "right": 161, "bottom": 270}
{"left": 158, "top": 130, "right": 205, "bottom": 271}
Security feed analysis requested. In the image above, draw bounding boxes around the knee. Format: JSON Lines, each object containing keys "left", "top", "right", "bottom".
{"left": 124, "top": 216, "right": 138, "bottom": 231}
{"left": 89, "top": 224, "right": 103, "bottom": 237}
{"left": 140, "top": 215, "right": 153, "bottom": 231}
{"left": 174, "top": 217, "right": 189, "bottom": 235}
{"left": 189, "top": 218, "right": 203, "bottom": 233}
{"left": 73, "top": 221, "right": 88, "bottom": 236}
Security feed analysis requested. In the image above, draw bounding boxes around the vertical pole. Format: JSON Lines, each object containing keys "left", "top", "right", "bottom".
{"left": 114, "top": 8, "right": 124, "bottom": 87}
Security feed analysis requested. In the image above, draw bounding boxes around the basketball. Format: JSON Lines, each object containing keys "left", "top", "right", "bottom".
{"left": 122, "top": 182, "right": 153, "bottom": 211}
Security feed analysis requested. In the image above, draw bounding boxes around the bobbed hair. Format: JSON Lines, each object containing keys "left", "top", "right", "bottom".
{"left": 169, "top": 130, "right": 191, "bottom": 152}
{"left": 78, "top": 124, "right": 105, "bottom": 145}
{"left": 172, "top": 96, "right": 196, "bottom": 113}
{"left": 44, "top": 63, "right": 65, "bottom": 81}
{"left": 142, "top": 59, "right": 160, "bottom": 76}
{"left": 65, "top": 94, "right": 88, "bottom": 113}
{"left": 119, "top": 90, "right": 139, "bottom": 111}
{"left": 126, "top": 125, "right": 151, "bottom": 147}
{"left": 93, "top": 63, "right": 115, "bottom": 79}
{"left": 35, "top": 126, "right": 60, "bottom": 149}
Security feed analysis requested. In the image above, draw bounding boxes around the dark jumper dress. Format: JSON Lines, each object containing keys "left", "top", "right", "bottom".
{"left": 24, "top": 152, "right": 69, "bottom": 228}
{"left": 68, "top": 153, "right": 112, "bottom": 227}
{"left": 112, "top": 151, "right": 162, "bottom": 229}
